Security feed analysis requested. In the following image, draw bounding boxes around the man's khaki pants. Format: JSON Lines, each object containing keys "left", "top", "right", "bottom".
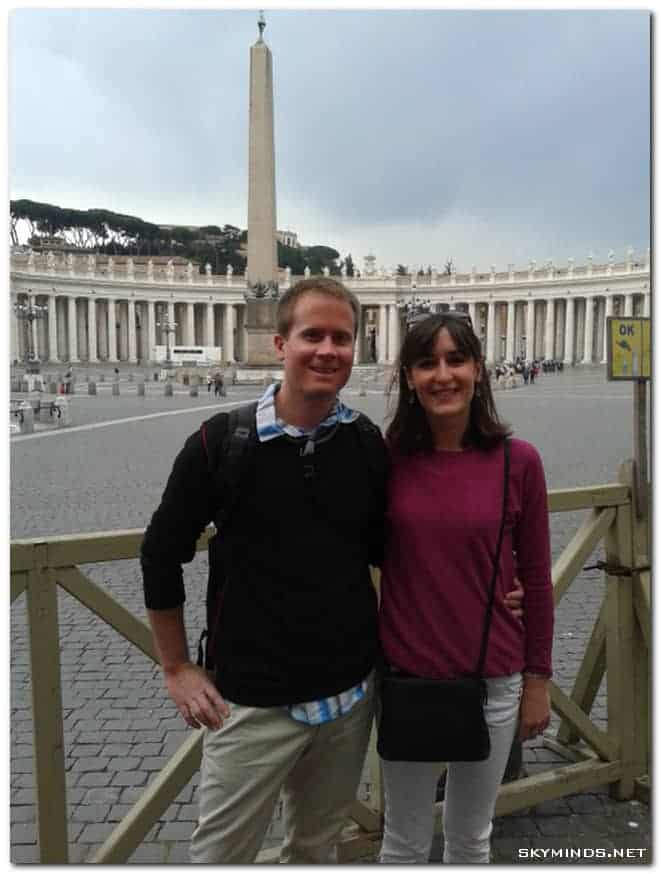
{"left": 190, "top": 676, "right": 375, "bottom": 863}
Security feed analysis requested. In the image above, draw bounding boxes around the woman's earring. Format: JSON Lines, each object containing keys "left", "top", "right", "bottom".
{"left": 408, "top": 392, "right": 415, "bottom": 405}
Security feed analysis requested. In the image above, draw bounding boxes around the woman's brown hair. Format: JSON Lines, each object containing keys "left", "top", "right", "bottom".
{"left": 385, "top": 312, "right": 511, "bottom": 453}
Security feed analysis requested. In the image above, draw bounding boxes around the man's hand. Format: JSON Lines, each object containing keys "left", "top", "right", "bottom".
{"left": 164, "top": 662, "right": 230, "bottom": 731}
{"left": 518, "top": 677, "right": 551, "bottom": 741}
{"left": 504, "top": 576, "right": 524, "bottom": 619}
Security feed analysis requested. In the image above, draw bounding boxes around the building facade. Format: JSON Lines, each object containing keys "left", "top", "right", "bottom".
{"left": 9, "top": 249, "right": 650, "bottom": 367}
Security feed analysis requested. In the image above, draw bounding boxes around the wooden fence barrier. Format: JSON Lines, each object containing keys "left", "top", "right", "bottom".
{"left": 10, "top": 464, "right": 649, "bottom": 863}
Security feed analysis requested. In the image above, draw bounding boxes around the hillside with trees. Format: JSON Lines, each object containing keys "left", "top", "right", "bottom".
{"left": 10, "top": 199, "right": 348, "bottom": 277}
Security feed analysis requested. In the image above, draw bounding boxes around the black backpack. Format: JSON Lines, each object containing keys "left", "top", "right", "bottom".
{"left": 196, "top": 401, "right": 386, "bottom": 670}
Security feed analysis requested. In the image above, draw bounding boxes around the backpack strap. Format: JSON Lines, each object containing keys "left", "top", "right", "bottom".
{"left": 216, "top": 401, "right": 258, "bottom": 529}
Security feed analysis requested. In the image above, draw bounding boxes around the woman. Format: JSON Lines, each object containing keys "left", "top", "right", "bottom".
{"left": 378, "top": 312, "right": 553, "bottom": 864}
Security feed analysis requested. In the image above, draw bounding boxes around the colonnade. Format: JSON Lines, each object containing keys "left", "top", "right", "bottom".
{"left": 9, "top": 249, "right": 650, "bottom": 367}
{"left": 354, "top": 290, "right": 649, "bottom": 366}
{"left": 10, "top": 293, "right": 242, "bottom": 365}
{"left": 10, "top": 288, "right": 650, "bottom": 367}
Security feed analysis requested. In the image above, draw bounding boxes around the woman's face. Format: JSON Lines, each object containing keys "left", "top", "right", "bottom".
{"left": 406, "top": 327, "right": 481, "bottom": 428}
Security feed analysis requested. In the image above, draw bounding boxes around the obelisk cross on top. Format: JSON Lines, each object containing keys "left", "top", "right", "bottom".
{"left": 247, "top": 11, "right": 278, "bottom": 287}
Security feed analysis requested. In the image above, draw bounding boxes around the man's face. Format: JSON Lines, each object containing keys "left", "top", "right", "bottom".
{"left": 274, "top": 292, "right": 355, "bottom": 401}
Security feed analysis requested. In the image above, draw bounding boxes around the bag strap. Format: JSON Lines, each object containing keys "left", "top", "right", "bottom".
{"left": 207, "top": 401, "right": 258, "bottom": 530}
{"left": 475, "top": 437, "right": 511, "bottom": 678}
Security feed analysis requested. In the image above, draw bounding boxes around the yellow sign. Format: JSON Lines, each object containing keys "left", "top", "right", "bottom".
{"left": 607, "top": 317, "right": 651, "bottom": 380}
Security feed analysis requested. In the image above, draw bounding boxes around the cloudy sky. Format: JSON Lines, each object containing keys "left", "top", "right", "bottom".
{"left": 8, "top": 5, "right": 650, "bottom": 273}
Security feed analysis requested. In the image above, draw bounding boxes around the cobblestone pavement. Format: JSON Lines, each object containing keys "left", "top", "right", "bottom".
{"left": 10, "top": 365, "right": 650, "bottom": 863}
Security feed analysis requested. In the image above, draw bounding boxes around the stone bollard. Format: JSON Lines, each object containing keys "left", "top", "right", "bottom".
{"left": 19, "top": 401, "right": 34, "bottom": 434}
{"left": 137, "top": 380, "right": 146, "bottom": 397}
{"left": 164, "top": 381, "right": 173, "bottom": 397}
{"left": 183, "top": 375, "right": 189, "bottom": 386}
{"left": 48, "top": 380, "right": 57, "bottom": 394}
{"left": 359, "top": 378, "right": 368, "bottom": 397}
{"left": 112, "top": 382, "right": 120, "bottom": 396}
{"left": 128, "top": 373, "right": 134, "bottom": 383}
{"left": 153, "top": 372, "right": 159, "bottom": 381}
{"left": 53, "top": 397, "right": 71, "bottom": 427}
{"left": 88, "top": 381, "right": 97, "bottom": 395}
{"left": 99, "top": 373, "right": 105, "bottom": 382}
{"left": 190, "top": 383, "right": 199, "bottom": 397}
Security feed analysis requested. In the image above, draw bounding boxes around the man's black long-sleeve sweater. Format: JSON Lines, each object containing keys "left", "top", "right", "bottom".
{"left": 141, "top": 413, "right": 386, "bottom": 707}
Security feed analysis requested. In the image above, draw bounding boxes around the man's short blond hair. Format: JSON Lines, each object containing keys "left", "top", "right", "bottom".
{"left": 276, "top": 278, "right": 360, "bottom": 337}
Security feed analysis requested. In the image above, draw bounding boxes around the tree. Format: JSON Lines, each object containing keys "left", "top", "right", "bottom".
{"left": 396, "top": 264, "right": 408, "bottom": 275}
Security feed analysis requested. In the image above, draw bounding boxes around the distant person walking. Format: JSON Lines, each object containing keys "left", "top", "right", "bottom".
{"left": 213, "top": 372, "right": 225, "bottom": 397}
{"left": 207, "top": 373, "right": 213, "bottom": 393}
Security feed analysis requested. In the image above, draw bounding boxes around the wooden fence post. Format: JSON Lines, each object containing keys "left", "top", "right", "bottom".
{"left": 605, "top": 463, "right": 636, "bottom": 800}
{"left": 25, "top": 545, "right": 69, "bottom": 863}
{"left": 630, "top": 461, "right": 651, "bottom": 789}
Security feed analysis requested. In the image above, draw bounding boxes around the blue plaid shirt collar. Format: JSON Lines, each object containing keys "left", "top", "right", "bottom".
{"left": 255, "top": 381, "right": 359, "bottom": 443}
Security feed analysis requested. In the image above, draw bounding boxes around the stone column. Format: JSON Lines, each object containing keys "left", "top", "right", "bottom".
{"left": 167, "top": 300, "right": 176, "bottom": 334}
{"left": 526, "top": 300, "right": 535, "bottom": 361}
{"left": 107, "top": 299, "right": 118, "bottom": 362}
{"left": 563, "top": 297, "right": 575, "bottom": 364}
{"left": 224, "top": 303, "right": 235, "bottom": 363}
{"left": 11, "top": 293, "right": 19, "bottom": 363}
{"left": 117, "top": 302, "right": 128, "bottom": 361}
{"left": 378, "top": 305, "right": 388, "bottom": 364}
{"left": 148, "top": 301, "right": 156, "bottom": 363}
{"left": 128, "top": 299, "right": 138, "bottom": 363}
{"left": 388, "top": 304, "right": 401, "bottom": 363}
{"left": 205, "top": 302, "right": 215, "bottom": 347}
{"left": 468, "top": 301, "right": 477, "bottom": 330}
{"left": 185, "top": 302, "right": 195, "bottom": 345}
{"left": 624, "top": 294, "right": 634, "bottom": 316}
{"left": 544, "top": 299, "right": 555, "bottom": 360}
{"left": 486, "top": 300, "right": 496, "bottom": 364}
{"left": 48, "top": 294, "right": 59, "bottom": 362}
{"left": 88, "top": 297, "right": 98, "bottom": 363}
{"left": 582, "top": 297, "right": 594, "bottom": 364}
{"left": 505, "top": 300, "right": 516, "bottom": 362}
{"left": 643, "top": 292, "right": 650, "bottom": 317}
{"left": 602, "top": 296, "right": 614, "bottom": 362}
{"left": 97, "top": 301, "right": 108, "bottom": 361}
{"left": 67, "top": 296, "right": 79, "bottom": 362}
{"left": 353, "top": 305, "right": 363, "bottom": 365}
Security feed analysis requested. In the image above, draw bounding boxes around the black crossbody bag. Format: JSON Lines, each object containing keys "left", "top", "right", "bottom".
{"left": 377, "top": 438, "right": 511, "bottom": 763}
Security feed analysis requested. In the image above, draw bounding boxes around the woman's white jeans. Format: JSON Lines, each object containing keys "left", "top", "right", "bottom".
{"left": 379, "top": 673, "right": 522, "bottom": 864}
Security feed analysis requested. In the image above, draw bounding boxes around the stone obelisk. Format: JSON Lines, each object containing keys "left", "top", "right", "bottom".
{"left": 244, "top": 12, "right": 280, "bottom": 364}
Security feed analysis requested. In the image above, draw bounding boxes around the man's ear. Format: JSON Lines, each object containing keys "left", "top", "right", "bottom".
{"left": 274, "top": 333, "right": 286, "bottom": 361}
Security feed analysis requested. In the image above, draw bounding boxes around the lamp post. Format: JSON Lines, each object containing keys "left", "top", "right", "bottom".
{"left": 155, "top": 314, "right": 177, "bottom": 372}
{"left": 14, "top": 297, "right": 48, "bottom": 374}
{"left": 396, "top": 291, "right": 433, "bottom": 330}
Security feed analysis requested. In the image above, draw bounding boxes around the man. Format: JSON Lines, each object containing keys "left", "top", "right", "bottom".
{"left": 141, "top": 279, "right": 386, "bottom": 863}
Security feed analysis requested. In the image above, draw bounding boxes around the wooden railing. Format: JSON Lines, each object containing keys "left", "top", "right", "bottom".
{"left": 10, "top": 463, "right": 650, "bottom": 863}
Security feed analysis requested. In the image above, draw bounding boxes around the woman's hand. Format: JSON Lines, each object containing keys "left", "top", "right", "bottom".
{"left": 518, "top": 677, "right": 551, "bottom": 741}
{"left": 504, "top": 576, "right": 524, "bottom": 619}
